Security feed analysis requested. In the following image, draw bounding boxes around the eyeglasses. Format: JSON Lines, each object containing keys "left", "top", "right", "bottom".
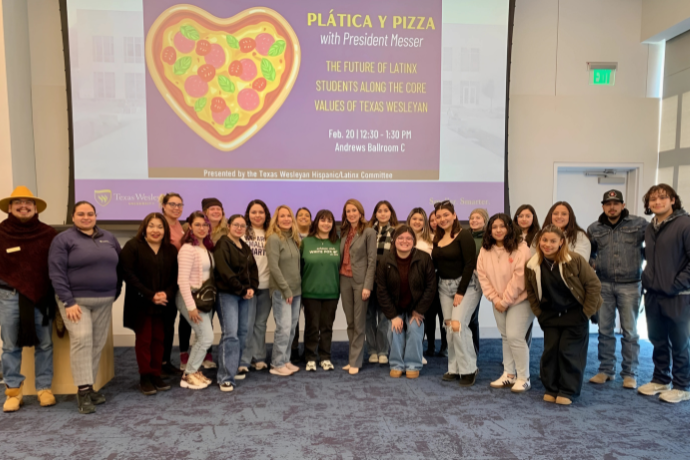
{"left": 434, "top": 200, "right": 452, "bottom": 209}
{"left": 11, "top": 199, "right": 35, "bottom": 206}
{"left": 231, "top": 223, "right": 247, "bottom": 229}
{"left": 166, "top": 203, "right": 184, "bottom": 208}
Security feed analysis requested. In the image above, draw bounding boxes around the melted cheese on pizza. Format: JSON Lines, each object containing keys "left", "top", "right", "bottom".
{"left": 160, "top": 20, "right": 287, "bottom": 136}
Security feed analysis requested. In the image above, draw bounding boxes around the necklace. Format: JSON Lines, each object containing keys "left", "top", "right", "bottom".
{"left": 544, "top": 258, "right": 556, "bottom": 271}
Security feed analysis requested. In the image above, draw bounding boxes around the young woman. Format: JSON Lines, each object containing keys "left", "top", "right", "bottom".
{"left": 291, "top": 207, "right": 312, "bottom": 362}
{"left": 214, "top": 214, "right": 259, "bottom": 392}
{"left": 176, "top": 211, "right": 215, "bottom": 390}
{"left": 513, "top": 204, "right": 541, "bottom": 251}
{"left": 239, "top": 200, "right": 272, "bottom": 373}
{"left": 266, "top": 205, "right": 302, "bottom": 377}
{"left": 525, "top": 224, "right": 602, "bottom": 405}
{"left": 376, "top": 225, "right": 436, "bottom": 379}
{"left": 542, "top": 202, "right": 591, "bottom": 261}
{"left": 366, "top": 200, "right": 399, "bottom": 364}
{"left": 340, "top": 199, "right": 377, "bottom": 375}
{"left": 407, "top": 208, "right": 433, "bottom": 255}
{"left": 477, "top": 214, "right": 534, "bottom": 393}
{"left": 431, "top": 201, "right": 481, "bottom": 386}
{"left": 179, "top": 197, "right": 224, "bottom": 371}
{"left": 422, "top": 207, "right": 447, "bottom": 357}
{"left": 300, "top": 210, "right": 340, "bottom": 372}
{"left": 159, "top": 193, "right": 184, "bottom": 377}
{"left": 429, "top": 209, "right": 438, "bottom": 233}
{"left": 49, "top": 201, "right": 121, "bottom": 413}
{"left": 120, "top": 213, "right": 178, "bottom": 396}
{"left": 468, "top": 208, "right": 489, "bottom": 354}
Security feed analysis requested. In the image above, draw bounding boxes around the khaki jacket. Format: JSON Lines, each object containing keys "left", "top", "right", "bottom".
{"left": 525, "top": 251, "right": 602, "bottom": 318}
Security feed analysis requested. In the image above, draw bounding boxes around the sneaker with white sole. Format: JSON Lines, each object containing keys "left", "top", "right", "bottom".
{"left": 306, "top": 361, "right": 317, "bottom": 372}
{"left": 638, "top": 381, "right": 673, "bottom": 396}
{"left": 235, "top": 367, "right": 249, "bottom": 380}
{"left": 202, "top": 353, "right": 217, "bottom": 369}
{"left": 179, "top": 352, "right": 189, "bottom": 371}
{"left": 194, "top": 371, "right": 212, "bottom": 385}
{"left": 490, "top": 372, "right": 516, "bottom": 388}
{"left": 180, "top": 373, "right": 208, "bottom": 390}
{"left": 511, "top": 378, "right": 531, "bottom": 393}
{"left": 252, "top": 361, "right": 268, "bottom": 371}
{"left": 270, "top": 365, "right": 294, "bottom": 377}
{"left": 378, "top": 355, "right": 388, "bottom": 364}
{"left": 219, "top": 382, "right": 234, "bottom": 392}
{"left": 659, "top": 389, "right": 690, "bottom": 403}
{"left": 369, "top": 354, "right": 379, "bottom": 363}
{"left": 320, "top": 360, "right": 334, "bottom": 371}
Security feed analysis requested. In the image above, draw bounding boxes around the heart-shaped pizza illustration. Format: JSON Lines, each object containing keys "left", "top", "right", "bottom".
{"left": 145, "top": 5, "right": 300, "bottom": 151}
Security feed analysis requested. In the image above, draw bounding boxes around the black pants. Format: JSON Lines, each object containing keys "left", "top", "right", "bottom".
{"left": 539, "top": 307, "right": 589, "bottom": 399}
{"left": 302, "top": 298, "right": 339, "bottom": 361}
{"left": 178, "top": 309, "right": 214, "bottom": 356}
{"left": 469, "top": 298, "right": 480, "bottom": 354}
{"left": 424, "top": 290, "right": 447, "bottom": 352}
{"left": 645, "top": 292, "right": 690, "bottom": 390}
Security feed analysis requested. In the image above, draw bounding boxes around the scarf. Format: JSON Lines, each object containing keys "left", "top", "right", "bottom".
{"left": 375, "top": 223, "right": 393, "bottom": 256}
{"left": 0, "top": 214, "right": 58, "bottom": 346}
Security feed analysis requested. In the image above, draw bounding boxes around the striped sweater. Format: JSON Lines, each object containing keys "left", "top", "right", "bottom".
{"left": 177, "top": 243, "right": 212, "bottom": 311}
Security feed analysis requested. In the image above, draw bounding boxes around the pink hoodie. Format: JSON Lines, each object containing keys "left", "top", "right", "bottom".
{"left": 477, "top": 241, "right": 531, "bottom": 307}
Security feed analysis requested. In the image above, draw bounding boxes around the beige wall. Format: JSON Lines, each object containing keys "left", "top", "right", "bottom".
{"left": 642, "top": 0, "right": 690, "bottom": 43}
{"left": 0, "top": 1, "right": 13, "bottom": 198}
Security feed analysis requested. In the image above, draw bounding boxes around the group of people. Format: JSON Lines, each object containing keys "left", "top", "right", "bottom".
{"left": 0, "top": 181, "right": 688, "bottom": 414}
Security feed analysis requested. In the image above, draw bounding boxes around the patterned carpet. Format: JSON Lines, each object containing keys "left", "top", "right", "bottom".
{"left": 1, "top": 336, "right": 690, "bottom": 460}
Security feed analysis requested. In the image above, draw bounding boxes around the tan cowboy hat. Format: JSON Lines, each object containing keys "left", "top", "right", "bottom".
{"left": 0, "top": 186, "right": 47, "bottom": 213}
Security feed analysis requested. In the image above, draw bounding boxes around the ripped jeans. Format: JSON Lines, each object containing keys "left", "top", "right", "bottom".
{"left": 438, "top": 274, "right": 483, "bottom": 375}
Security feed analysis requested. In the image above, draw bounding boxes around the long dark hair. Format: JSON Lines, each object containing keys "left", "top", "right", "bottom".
{"left": 244, "top": 199, "right": 271, "bottom": 240}
{"left": 308, "top": 209, "right": 338, "bottom": 243}
{"left": 643, "top": 184, "right": 683, "bottom": 215}
{"left": 367, "top": 200, "right": 399, "bottom": 229}
{"left": 136, "top": 212, "right": 171, "bottom": 245}
{"left": 182, "top": 211, "right": 214, "bottom": 250}
{"left": 513, "top": 204, "right": 540, "bottom": 247}
{"left": 483, "top": 213, "right": 520, "bottom": 253}
{"left": 542, "top": 201, "right": 587, "bottom": 247}
{"left": 432, "top": 201, "right": 461, "bottom": 244}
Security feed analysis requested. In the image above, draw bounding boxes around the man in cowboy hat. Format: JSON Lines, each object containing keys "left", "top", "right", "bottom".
{"left": 0, "top": 186, "right": 58, "bottom": 411}
{"left": 586, "top": 189, "right": 648, "bottom": 390}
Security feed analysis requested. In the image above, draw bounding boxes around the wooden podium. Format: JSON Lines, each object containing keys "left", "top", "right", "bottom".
{"left": 19, "top": 322, "right": 115, "bottom": 395}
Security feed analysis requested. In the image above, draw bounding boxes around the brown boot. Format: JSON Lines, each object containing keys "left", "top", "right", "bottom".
{"left": 406, "top": 371, "right": 420, "bottom": 379}
{"left": 589, "top": 373, "right": 614, "bottom": 384}
{"left": 390, "top": 370, "right": 403, "bottom": 378}
{"left": 3, "top": 384, "right": 24, "bottom": 412}
{"left": 37, "top": 389, "right": 56, "bottom": 407}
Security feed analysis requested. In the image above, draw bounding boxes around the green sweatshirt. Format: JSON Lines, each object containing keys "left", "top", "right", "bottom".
{"left": 300, "top": 236, "right": 341, "bottom": 299}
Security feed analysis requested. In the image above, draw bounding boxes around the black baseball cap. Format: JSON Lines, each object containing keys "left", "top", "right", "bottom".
{"left": 602, "top": 189, "right": 624, "bottom": 204}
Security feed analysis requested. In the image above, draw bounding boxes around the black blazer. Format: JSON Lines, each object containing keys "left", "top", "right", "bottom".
{"left": 119, "top": 238, "right": 178, "bottom": 330}
{"left": 214, "top": 235, "right": 260, "bottom": 297}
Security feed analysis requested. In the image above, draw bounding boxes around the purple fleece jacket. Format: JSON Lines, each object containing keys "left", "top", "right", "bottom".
{"left": 49, "top": 226, "right": 121, "bottom": 307}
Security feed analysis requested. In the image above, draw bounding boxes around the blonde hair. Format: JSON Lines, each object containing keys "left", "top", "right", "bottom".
{"left": 535, "top": 224, "right": 570, "bottom": 264}
{"left": 266, "top": 205, "right": 301, "bottom": 247}
{"left": 406, "top": 207, "right": 433, "bottom": 245}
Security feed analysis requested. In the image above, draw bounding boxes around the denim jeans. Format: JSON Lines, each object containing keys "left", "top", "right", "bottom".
{"left": 597, "top": 281, "right": 641, "bottom": 378}
{"left": 438, "top": 274, "right": 482, "bottom": 375}
{"left": 493, "top": 299, "right": 534, "bottom": 380}
{"left": 387, "top": 313, "right": 424, "bottom": 372}
{"left": 0, "top": 289, "right": 53, "bottom": 390}
{"left": 216, "top": 292, "right": 251, "bottom": 386}
{"left": 366, "top": 295, "right": 390, "bottom": 357}
{"left": 241, "top": 289, "right": 271, "bottom": 366}
{"left": 271, "top": 291, "right": 302, "bottom": 368}
{"left": 176, "top": 292, "right": 214, "bottom": 375}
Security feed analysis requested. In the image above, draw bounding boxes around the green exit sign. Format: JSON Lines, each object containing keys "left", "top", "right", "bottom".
{"left": 591, "top": 68, "right": 615, "bottom": 86}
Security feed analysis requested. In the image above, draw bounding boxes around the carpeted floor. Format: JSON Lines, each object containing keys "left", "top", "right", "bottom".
{"left": 1, "top": 336, "right": 690, "bottom": 459}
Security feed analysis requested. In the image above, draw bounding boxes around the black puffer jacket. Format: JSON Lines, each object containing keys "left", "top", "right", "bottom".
{"left": 214, "top": 236, "right": 259, "bottom": 297}
{"left": 376, "top": 248, "right": 437, "bottom": 319}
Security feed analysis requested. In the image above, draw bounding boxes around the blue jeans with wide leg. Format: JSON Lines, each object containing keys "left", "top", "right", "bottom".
{"left": 271, "top": 291, "right": 302, "bottom": 368}
{"left": 216, "top": 292, "right": 251, "bottom": 386}
{"left": 387, "top": 313, "right": 424, "bottom": 372}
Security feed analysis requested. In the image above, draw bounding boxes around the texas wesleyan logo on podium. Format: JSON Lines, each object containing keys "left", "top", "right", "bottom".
{"left": 94, "top": 189, "right": 112, "bottom": 207}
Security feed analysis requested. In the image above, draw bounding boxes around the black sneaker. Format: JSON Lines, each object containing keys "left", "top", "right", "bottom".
{"left": 442, "top": 372, "right": 460, "bottom": 381}
{"left": 151, "top": 375, "right": 171, "bottom": 391}
{"left": 90, "top": 389, "right": 106, "bottom": 405}
{"left": 140, "top": 375, "right": 157, "bottom": 395}
{"left": 161, "top": 362, "right": 183, "bottom": 378}
{"left": 77, "top": 389, "right": 96, "bottom": 414}
{"left": 459, "top": 369, "right": 478, "bottom": 387}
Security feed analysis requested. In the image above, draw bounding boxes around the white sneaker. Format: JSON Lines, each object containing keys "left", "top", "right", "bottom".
{"left": 638, "top": 382, "right": 673, "bottom": 396}
{"left": 490, "top": 372, "right": 516, "bottom": 388}
{"left": 251, "top": 361, "right": 268, "bottom": 371}
{"left": 219, "top": 382, "right": 234, "bottom": 392}
{"left": 321, "top": 360, "right": 334, "bottom": 371}
{"left": 659, "top": 389, "right": 690, "bottom": 403}
{"left": 306, "top": 361, "right": 317, "bottom": 372}
{"left": 369, "top": 354, "right": 379, "bottom": 363}
{"left": 180, "top": 373, "right": 208, "bottom": 390}
{"left": 202, "top": 359, "right": 217, "bottom": 369}
{"left": 511, "top": 378, "right": 531, "bottom": 393}
{"left": 422, "top": 357, "right": 427, "bottom": 365}
{"left": 235, "top": 366, "right": 249, "bottom": 380}
{"left": 270, "top": 365, "right": 294, "bottom": 377}
{"left": 378, "top": 355, "right": 388, "bottom": 364}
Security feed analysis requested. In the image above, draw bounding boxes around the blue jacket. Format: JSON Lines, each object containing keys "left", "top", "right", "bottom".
{"left": 587, "top": 209, "right": 647, "bottom": 283}
{"left": 49, "top": 226, "right": 122, "bottom": 307}
{"left": 642, "top": 209, "right": 690, "bottom": 297}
